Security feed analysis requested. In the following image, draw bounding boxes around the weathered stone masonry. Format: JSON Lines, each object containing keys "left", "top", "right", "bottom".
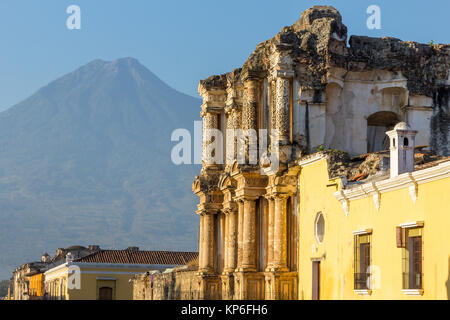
{"left": 192, "top": 6, "right": 449, "bottom": 300}
{"left": 135, "top": 6, "right": 448, "bottom": 300}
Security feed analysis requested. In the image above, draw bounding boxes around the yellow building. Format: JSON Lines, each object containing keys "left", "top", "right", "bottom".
{"left": 12, "top": 261, "right": 48, "bottom": 300}
{"left": 26, "top": 271, "right": 45, "bottom": 299}
{"left": 43, "top": 248, "right": 197, "bottom": 300}
{"left": 185, "top": 5, "right": 449, "bottom": 301}
{"left": 297, "top": 125, "right": 450, "bottom": 299}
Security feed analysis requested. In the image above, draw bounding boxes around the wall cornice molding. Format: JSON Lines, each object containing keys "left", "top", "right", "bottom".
{"left": 334, "top": 161, "right": 450, "bottom": 214}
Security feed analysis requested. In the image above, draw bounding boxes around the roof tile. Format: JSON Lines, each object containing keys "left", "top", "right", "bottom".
{"left": 74, "top": 250, "right": 198, "bottom": 265}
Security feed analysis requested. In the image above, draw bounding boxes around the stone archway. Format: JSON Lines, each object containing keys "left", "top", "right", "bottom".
{"left": 367, "top": 111, "right": 400, "bottom": 152}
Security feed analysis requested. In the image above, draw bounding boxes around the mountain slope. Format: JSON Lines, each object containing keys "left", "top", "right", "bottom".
{"left": 0, "top": 58, "right": 201, "bottom": 279}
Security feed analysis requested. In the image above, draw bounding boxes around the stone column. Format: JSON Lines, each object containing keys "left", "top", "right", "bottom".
{"left": 240, "top": 79, "right": 259, "bottom": 165}
{"left": 273, "top": 194, "right": 289, "bottom": 271}
{"left": 200, "top": 212, "right": 215, "bottom": 272}
{"left": 226, "top": 210, "right": 238, "bottom": 272}
{"left": 222, "top": 211, "right": 229, "bottom": 273}
{"left": 243, "top": 79, "right": 259, "bottom": 130}
{"left": 236, "top": 200, "right": 244, "bottom": 270}
{"left": 274, "top": 77, "right": 290, "bottom": 142}
{"left": 225, "top": 105, "right": 242, "bottom": 164}
{"left": 201, "top": 110, "right": 220, "bottom": 167}
{"left": 242, "top": 197, "right": 257, "bottom": 271}
{"left": 265, "top": 196, "right": 275, "bottom": 269}
{"left": 198, "top": 215, "right": 204, "bottom": 271}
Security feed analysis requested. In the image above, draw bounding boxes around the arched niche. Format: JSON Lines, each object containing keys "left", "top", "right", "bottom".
{"left": 367, "top": 111, "right": 400, "bottom": 152}
{"left": 380, "top": 87, "right": 408, "bottom": 112}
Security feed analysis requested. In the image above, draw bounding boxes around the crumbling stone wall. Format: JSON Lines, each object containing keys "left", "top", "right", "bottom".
{"left": 430, "top": 87, "right": 449, "bottom": 155}
{"left": 200, "top": 5, "right": 449, "bottom": 156}
{"left": 192, "top": 5, "right": 449, "bottom": 302}
{"left": 133, "top": 269, "right": 200, "bottom": 300}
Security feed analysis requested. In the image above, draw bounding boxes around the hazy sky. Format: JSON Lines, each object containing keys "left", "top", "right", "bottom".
{"left": 0, "top": 0, "right": 448, "bottom": 110}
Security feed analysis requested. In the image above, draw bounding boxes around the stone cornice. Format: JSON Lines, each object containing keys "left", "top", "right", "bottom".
{"left": 297, "top": 152, "right": 327, "bottom": 167}
{"left": 200, "top": 103, "right": 224, "bottom": 115}
{"left": 241, "top": 69, "right": 267, "bottom": 82}
{"left": 276, "top": 69, "right": 294, "bottom": 79}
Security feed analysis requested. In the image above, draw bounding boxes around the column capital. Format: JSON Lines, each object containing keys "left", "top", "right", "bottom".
{"left": 241, "top": 69, "right": 266, "bottom": 83}
{"left": 196, "top": 209, "right": 219, "bottom": 216}
{"left": 222, "top": 206, "right": 238, "bottom": 216}
{"left": 264, "top": 194, "right": 274, "bottom": 200}
{"left": 266, "top": 191, "right": 292, "bottom": 200}
{"left": 234, "top": 195, "right": 259, "bottom": 203}
{"left": 273, "top": 192, "right": 291, "bottom": 200}
{"left": 200, "top": 107, "right": 221, "bottom": 118}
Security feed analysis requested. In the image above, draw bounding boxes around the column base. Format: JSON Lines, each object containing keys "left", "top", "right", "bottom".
{"left": 264, "top": 271, "right": 298, "bottom": 300}
{"left": 220, "top": 274, "right": 235, "bottom": 300}
{"left": 198, "top": 274, "right": 221, "bottom": 300}
{"left": 265, "top": 265, "right": 289, "bottom": 273}
{"left": 197, "top": 268, "right": 214, "bottom": 275}
{"left": 233, "top": 271, "right": 265, "bottom": 300}
{"left": 235, "top": 266, "right": 258, "bottom": 273}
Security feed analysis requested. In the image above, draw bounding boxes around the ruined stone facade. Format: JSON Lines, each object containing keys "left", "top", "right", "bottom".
{"left": 133, "top": 269, "right": 201, "bottom": 300}
{"left": 190, "top": 6, "right": 449, "bottom": 300}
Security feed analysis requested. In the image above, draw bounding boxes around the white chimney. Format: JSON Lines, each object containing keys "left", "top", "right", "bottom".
{"left": 386, "top": 122, "right": 417, "bottom": 178}
{"left": 66, "top": 252, "right": 74, "bottom": 263}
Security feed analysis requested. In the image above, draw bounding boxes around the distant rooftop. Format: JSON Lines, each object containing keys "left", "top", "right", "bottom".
{"left": 74, "top": 249, "right": 198, "bottom": 265}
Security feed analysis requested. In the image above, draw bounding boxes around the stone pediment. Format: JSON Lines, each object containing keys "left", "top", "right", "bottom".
{"left": 218, "top": 174, "right": 237, "bottom": 191}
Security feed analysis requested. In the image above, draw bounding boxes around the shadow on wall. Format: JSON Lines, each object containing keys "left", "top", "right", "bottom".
{"left": 447, "top": 257, "right": 450, "bottom": 300}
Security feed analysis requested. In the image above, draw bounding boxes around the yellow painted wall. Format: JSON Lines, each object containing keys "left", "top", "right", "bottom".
{"left": 297, "top": 158, "right": 450, "bottom": 300}
{"left": 45, "top": 265, "right": 149, "bottom": 300}
{"left": 67, "top": 269, "right": 137, "bottom": 300}
{"left": 28, "top": 273, "right": 44, "bottom": 298}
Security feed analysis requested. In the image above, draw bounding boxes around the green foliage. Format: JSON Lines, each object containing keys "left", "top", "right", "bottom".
{"left": 316, "top": 144, "right": 326, "bottom": 151}
{"left": 429, "top": 40, "right": 438, "bottom": 49}
{"left": 315, "top": 144, "right": 347, "bottom": 155}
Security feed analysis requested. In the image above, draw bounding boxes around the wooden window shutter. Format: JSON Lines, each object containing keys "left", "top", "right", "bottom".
{"left": 396, "top": 227, "right": 405, "bottom": 248}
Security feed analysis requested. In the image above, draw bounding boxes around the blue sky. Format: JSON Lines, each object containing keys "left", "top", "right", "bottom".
{"left": 0, "top": 0, "right": 448, "bottom": 110}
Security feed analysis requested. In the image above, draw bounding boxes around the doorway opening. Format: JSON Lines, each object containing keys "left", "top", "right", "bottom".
{"left": 312, "top": 261, "right": 320, "bottom": 300}
{"left": 367, "top": 111, "right": 400, "bottom": 152}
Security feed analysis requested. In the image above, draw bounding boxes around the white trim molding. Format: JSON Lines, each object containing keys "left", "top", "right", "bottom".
{"left": 334, "top": 160, "right": 450, "bottom": 215}
{"left": 44, "top": 261, "right": 177, "bottom": 278}
{"left": 352, "top": 228, "right": 373, "bottom": 235}
{"left": 399, "top": 221, "right": 424, "bottom": 229}
{"left": 354, "top": 289, "right": 372, "bottom": 296}
{"left": 402, "top": 289, "right": 424, "bottom": 296}
{"left": 297, "top": 152, "right": 327, "bottom": 167}
{"left": 335, "top": 190, "right": 350, "bottom": 216}
{"left": 408, "top": 173, "right": 418, "bottom": 203}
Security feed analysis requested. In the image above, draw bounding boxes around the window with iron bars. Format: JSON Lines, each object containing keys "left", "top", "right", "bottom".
{"left": 354, "top": 233, "right": 371, "bottom": 290}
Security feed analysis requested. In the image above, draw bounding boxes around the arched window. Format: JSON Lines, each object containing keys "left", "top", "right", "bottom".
{"left": 403, "top": 137, "right": 409, "bottom": 146}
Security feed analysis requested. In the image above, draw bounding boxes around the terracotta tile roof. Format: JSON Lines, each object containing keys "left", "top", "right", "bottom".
{"left": 74, "top": 250, "right": 198, "bottom": 265}
{"left": 349, "top": 172, "right": 369, "bottom": 182}
{"left": 414, "top": 157, "right": 450, "bottom": 171}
